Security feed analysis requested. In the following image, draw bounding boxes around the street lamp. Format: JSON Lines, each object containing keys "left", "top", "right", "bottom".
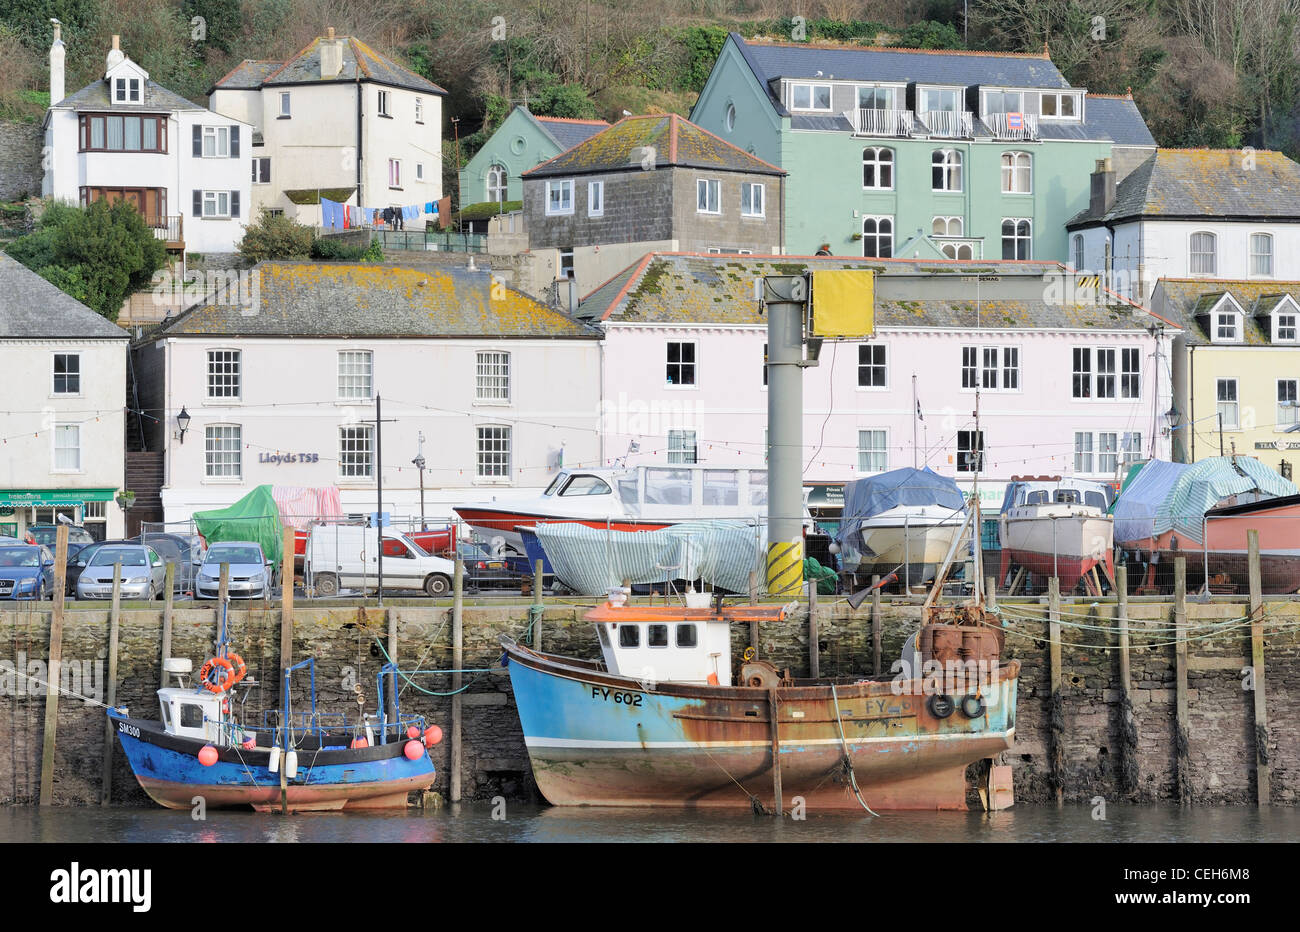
{"left": 177, "top": 406, "right": 191, "bottom": 444}
{"left": 412, "top": 430, "right": 427, "bottom": 531}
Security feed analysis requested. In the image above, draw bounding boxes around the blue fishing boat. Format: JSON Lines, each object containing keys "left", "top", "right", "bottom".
{"left": 107, "top": 602, "right": 439, "bottom": 812}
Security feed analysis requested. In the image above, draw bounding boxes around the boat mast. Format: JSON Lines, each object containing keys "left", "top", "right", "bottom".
{"left": 972, "top": 388, "right": 983, "bottom": 605}
{"left": 912, "top": 373, "right": 918, "bottom": 469}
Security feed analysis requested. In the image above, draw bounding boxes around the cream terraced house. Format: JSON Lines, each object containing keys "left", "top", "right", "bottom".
{"left": 208, "top": 28, "right": 446, "bottom": 225}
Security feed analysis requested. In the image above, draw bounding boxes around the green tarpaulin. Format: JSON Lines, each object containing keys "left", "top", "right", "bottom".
{"left": 192, "top": 486, "right": 284, "bottom": 565}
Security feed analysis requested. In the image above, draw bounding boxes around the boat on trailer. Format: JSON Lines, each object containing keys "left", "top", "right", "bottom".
{"left": 998, "top": 476, "right": 1116, "bottom": 594}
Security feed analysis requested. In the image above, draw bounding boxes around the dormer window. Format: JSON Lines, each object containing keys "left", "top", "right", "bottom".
{"left": 1215, "top": 311, "right": 1240, "bottom": 341}
{"left": 984, "top": 90, "right": 1024, "bottom": 114}
{"left": 114, "top": 77, "right": 140, "bottom": 103}
{"left": 1277, "top": 312, "right": 1297, "bottom": 342}
{"left": 791, "top": 83, "right": 832, "bottom": 111}
{"left": 1040, "top": 92, "right": 1080, "bottom": 120}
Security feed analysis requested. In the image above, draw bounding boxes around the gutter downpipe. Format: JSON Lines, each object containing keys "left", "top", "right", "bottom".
{"left": 1190, "top": 345, "right": 1196, "bottom": 463}
{"left": 356, "top": 74, "right": 363, "bottom": 217}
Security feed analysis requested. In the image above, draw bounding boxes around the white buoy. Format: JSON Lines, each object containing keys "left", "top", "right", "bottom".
{"left": 268, "top": 746, "right": 280, "bottom": 774}
{"left": 284, "top": 750, "right": 298, "bottom": 779}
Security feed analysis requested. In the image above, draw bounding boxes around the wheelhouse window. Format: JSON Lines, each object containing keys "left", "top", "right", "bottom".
{"left": 932, "top": 149, "right": 962, "bottom": 192}
{"left": 667, "top": 430, "right": 698, "bottom": 465}
{"left": 666, "top": 341, "right": 696, "bottom": 386}
{"left": 1001, "top": 219, "right": 1031, "bottom": 260}
{"left": 204, "top": 424, "right": 242, "bottom": 478}
{"left": 863, "top": 147, "right": 894, "bottom": 189}
{"left": 791, "top": 83, "right": 832, "bottom": 111}
{"left": 1001, "top": 152, "right": 1032, "bottom": 194}
{"left": 648, "top": 624, "right": 669, "bottom": 647}
{"left": 53, "top": 353, "right": 80, "bottom": 394}
{"left": 1251, "top": 233, "right": 1274, "bottom": 276}
{"left": 862, "top": 216, "right": 893, "bottom": 258}
{"left": 618, "top": 625, "right": 640, "bottom": 648}
{"left": 675, "top": 623, "right": 697, "bottom": 647}
{"left": 546, "top": 180, "right": 573, "bottom": 215}
{"left": 1190, "top": 232, "right": 1217, "bottom": 275}
{"left": 857, "top": 343, "right": 886, "bottom": 388}
{"left": 476, "top": 426, "right": 511, "bottom": 479}
{"left": 858, "top": 429, "right": 887, "bottom": 472}
{"left": 476, "top": 350, "right": 510, "bottom": 402}
{"left": 339, "top": 426, "right": 374, "bottom": 479}
{"left": 206, "top": 350, "right": 241, "bottom": 399}
{"left": 1217, "top": 379, "right": 1239, "bottom": 430}
{"left": 337, "top": 350, "right": 373, "bottom": 400}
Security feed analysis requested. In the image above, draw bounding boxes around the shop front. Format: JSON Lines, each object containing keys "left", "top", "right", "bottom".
{"left": 0, "top": 489, "right": 118, "bottom": 541}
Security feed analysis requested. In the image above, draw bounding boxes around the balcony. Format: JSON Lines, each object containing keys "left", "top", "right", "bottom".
{"left": 919, "top": 110, "right": 974, "bottom": 138}
{"left": 985, "top": 112, "right": 1040, "bottom": 141}
{"left": 845, "top": 107, "right": 914, "bottom": 137}
{"left": 146, "top": 215, "right": 184, "bottom": 249}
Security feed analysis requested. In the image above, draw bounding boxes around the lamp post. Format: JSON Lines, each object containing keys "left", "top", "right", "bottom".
{"left": 412, "top": 430, "right": 427, "bottom": 532}
{"left": 176, "top": 406, "right": 191, "bottom": 444}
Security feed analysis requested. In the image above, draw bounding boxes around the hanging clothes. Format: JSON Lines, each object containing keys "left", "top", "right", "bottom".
{"left": 320, "top": 197, "right": 340, "bottom": 230}
{"left": 424, "top": 202, "right": 435, "bottom": 214}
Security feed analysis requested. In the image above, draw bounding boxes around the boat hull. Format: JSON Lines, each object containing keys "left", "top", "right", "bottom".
{"left": 107, "top": 710, "right": 436, "bottom": 812}
{"left": 453, "top": 507, "right": 672, "bottom": 551}
{"left": 850, "top": 521, "right": 966, "bottom": 588}
{"left": 999, "top": 514, "right": 1114, "bottom": 590}
{"left": 503, "top": 641, "right": 1017, "bottom": 810}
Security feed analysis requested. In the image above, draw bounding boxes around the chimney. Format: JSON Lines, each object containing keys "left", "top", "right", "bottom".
{"left": 1089, "top": 157, "right": 1116, "bottom": 217}
{"left": 105, "top": 33, "right": 124, "bottom": 73}
{"left": 49, "top": 19, "right": 65, "bottom": 106}
{"left": 320, "top": 28, "right": 342, "bottom": 79}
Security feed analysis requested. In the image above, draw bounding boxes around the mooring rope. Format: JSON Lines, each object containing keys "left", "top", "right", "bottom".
{"left": 829, "top": 683, "right": 880, "bottom": 817}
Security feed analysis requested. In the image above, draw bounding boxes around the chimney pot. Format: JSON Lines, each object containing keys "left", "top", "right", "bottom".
{"left": 328, "top": 27, "right": 335, "bottom": 39}
{"left": 112, "top": 34, "right": 120, "bottom": 50}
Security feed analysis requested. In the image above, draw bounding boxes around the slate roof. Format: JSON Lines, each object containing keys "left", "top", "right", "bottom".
{"left": 534, "top": 115, "right": 611, "bottom": 151}
{"left": 210, "top": 36, "right": 446, "bottom": 95}
{"left": 524, "top": 114, "right": 785, "bottom": 179}
{"left": 578, "top": 253, "right": 1167, "bottom": 331}
{"left": 156, "top": 262, "right": 598, "bottom": 339}
{"left": 55, "top": 74, "right": 204, "bottom": 112}
{"left": 0, "top": 253, "right": 129, "bottom": 339}
{"left": 1083, "top": 94, "right": 1157, "bottom": 147}
{"left": 1154, "top": 279, "right": 1300, "bottom": 345}
{"left": 1069, "top": 149, "right": 1300, "bottom": 227}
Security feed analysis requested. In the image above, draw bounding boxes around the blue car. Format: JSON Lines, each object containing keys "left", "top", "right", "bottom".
{"left": 0, "top": 544, "right": 56, "bottom": 601}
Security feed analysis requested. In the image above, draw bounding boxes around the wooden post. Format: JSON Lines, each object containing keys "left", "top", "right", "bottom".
{"left": 808, "top": 582, "right": 819, "bottom": 679}
{"left": 1174, "top": 556, "right": 1191, "bottom": 805}
{"left": 385, "top": 606, "right": 397, "bottom": 724}
{"left": 280, "top": 526, "right": 294, "bottom": 699}
{"left": 768, "top": 687, "right": 783, "bottom": 815}
{"left": 1048, "top": 576, "right": 1063, "bottom": 808}
{"left": 1117, "top": 566, "right": 1131, "bottom": 694}
{"left": 532, "top": 559, "right": 544, "bottom": 651}
{"left": 159, "top": 562, "right": 175, "bottom": 692}
{"left": 1116, "top": 564, "right": 1138, "bottom": 796}
{"left": 217, "top": 562, "right": 230, "bottom": 607}
{"left": 871, "top": 575, "right": 882, "bottom": 676}
{"left": 985, "top": 577, "right": 997, "bottom": 610}
{"left": 100, "top": 562, "right": 122, "bottom": 806}
{"left": 1247, "top": 530, "right": 1269, "bottom": 806}
{"left": 39, "top": 524, "right": 69, "bottom": 806}
{"left": 450, "top": 556, "right": 464, "bottom": 803}
{"left": 748, "top": 570, "right": 759, "bottom": 655}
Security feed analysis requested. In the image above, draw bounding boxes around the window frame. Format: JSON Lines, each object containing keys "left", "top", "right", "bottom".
{"left": 861, "top": 215, "right": 893, "bottom": 258}
{"left": 857, "top": 428, "right": 888, "bottom": 473}
{"left": 476, "top": 425, "right": 512, "bottom": 480}
{"left": 486, "top": 164, "right": 508, "bottom": 203}
{"left": 862, "top": 146, "right": 894, "bottom": 190}
{"left": 278, "top": 92, "right": 291, "bottom": 117}
{"left": 960, "top": 345, "right": 1020, "bottom": 393}
{"left": 545, "top": 179, "right": 574, "bottom": 216}
{"left": 251, "top": 157, "right": 271, "bottom": 184}
{"left": 1216, "top": 378, "right": 1240, "bottom": 431}
{"left": 1278, "top": 378, "right": 1299, "bottom": 430}
{"left": 336, "top": 349, "right": 374, "bottom": 402}
{"left": 52, "top": 353, "right": 81, "bottom": 396}
{"left": 388, "top": 158, "right": 402, "bottom": 189}
{"left": 588, "top": 180, "right": 604, "bottom": 217}
{"left": 666, "top": 340, "right": 697, "bottom": 388}
{"left": 205, "top": 349, "right": 242, "bottom": 401}
{"left": 1000, "top": 151, "right": 1032, "bottom": 194}
{"left": 1275, "top": 308, "right": 1298, "bottom": 343}
{"left": 931, "top": 148, "right": 963, "bottom": 193}
{"left": 740, "top": 182, "right": 765, "bottom": 218}
{"left": 696, "top": 178, "right": 721, "bottom": 215}
{"left": 203, "top": 423, "right": 242, "bottom": 480}
{"left": 956, "top": 429, "right": 984, "bottom": 473}
{"left": 667, "top": 429, "right": 698, "bottom": 465}
{"left": 339, "top": 425, "right": 375, "bottom": 480}
{"left": 52, "top": 422, "right": 82, "bottom": 473}
{"left": 1039, "top": 92, "right": 1080, "bottom": 121}
{"left": 1072, "top": 234, "right": 1085, "bottom": 270}
{"left": 791, "top": 82, "right": 832, "bottom": 112}
{"left": 1190, "top": 231, "right": 1217, "bottom": 275}
{"left": 856, "top": 343, "right": 888, "bottom": 390}
{"left": 377, "top": 89, "right": 390, "bottom": 117}
{"left": 1214, "top": 310, "right": 1240, "bottom": 343}
{"left": 475, "top": 350, "right": 511, "bottom": 404}
{"left": 201, "top": 190, "right": 231, "bottom": 218}
{"left": 201, "top": 125, "right": 230, "bottom": 158}
{"left": 1001, "top": 218, "right": 1032, "bottom": 260}
{"left": 78, "top": 113, "right": 167, "bottom": 153}
{"left": 1250, "top": 232, "right": 1274, "bottom": 277}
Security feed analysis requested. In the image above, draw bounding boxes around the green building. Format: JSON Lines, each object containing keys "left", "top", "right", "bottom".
{"left": 457, "top": 106, "right": 608, "bottom": 222}
{"left": 689, "top": 34, "right": 1155, "bottom": 260}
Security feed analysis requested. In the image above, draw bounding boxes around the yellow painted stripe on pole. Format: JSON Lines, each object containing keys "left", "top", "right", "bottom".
{"left": 766, "top": 541, "right": 804, "bottom": 595}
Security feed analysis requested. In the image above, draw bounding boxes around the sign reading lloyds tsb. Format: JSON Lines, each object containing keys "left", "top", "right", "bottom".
{"left": 257, "top": 452, "right": 320, "bottom": 464}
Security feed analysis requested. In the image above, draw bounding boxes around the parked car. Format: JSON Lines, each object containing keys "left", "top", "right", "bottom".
{"left": 457, "top": 540, "right": 524, "bottom": 590}
{"left": 306, "top": 525, "right": 454, "bottom": 597}
{"left": 65, "top": 539, "right": 136, "bottom": 595}
{"left": 75, "top": 544, "right": 167, "bottom": 601}
{"left": 28, "top": 523, "right": 96, "bottom": 549}
{"left": 194, "top": 541, "right": 274, "bottom": 599}
{"left": 132, "top": 532, "right": 202, "bottom": 593}
{"left": 0, "top": 544, "right": 56, "bottom": 600}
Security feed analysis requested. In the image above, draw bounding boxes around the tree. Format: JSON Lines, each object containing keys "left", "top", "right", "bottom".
{"left": 237, "top": 210, "right": 314, "bottom": 263}
{"left": 890, "top": 20, "right": 963, "bottom": 49}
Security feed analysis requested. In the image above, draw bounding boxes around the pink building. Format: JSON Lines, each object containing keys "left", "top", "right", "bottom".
{"left": 578, "top": 253, "right": 1178, "bottom": 512}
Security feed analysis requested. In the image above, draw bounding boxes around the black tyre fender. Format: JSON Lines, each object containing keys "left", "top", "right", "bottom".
{"left": 961, "top": 695, "right": 987, "bottom": 718}
{"left": 927, "top": 694, "right": 955, "bottom": 719}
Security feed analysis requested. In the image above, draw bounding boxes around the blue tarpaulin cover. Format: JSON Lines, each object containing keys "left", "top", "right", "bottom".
{"left": 1112, "top": 457, "right": 1297, "bottom": 545}
{"left": 835, "top": 467, "right": 966, "bottom": 551}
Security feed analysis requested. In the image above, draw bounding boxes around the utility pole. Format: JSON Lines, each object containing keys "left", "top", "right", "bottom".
{"left": 412, "top": 430, "right": 427, "bottom": 532}
{"left": 364, "top": 396, "right": 397, "bottom": 606}
{"left": 764, "top": 275, "right": 809, "bottom": 596}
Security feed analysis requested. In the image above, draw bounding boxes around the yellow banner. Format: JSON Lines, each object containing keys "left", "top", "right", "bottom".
{"left": 811, "top": 269, "right": 874, "bottom": 338}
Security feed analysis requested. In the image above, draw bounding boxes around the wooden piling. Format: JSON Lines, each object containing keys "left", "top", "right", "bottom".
{"left": 748, "top": 570, "right": 759, "bottom": 655}
{"left": 985, "top": 577, "right": 997, "bottom": 610}
{"left": 100, "top": 562, "right": 122, "bottom": 806}
{"left": 450, "top": 556, "right": 464, "bottom": 803}
{"left": 38, "top": 524, "right": 69, "bottom": 806}
{"left": 280, "top": 526, "right": 294, "bottom": 698}
{"left": 1048, "top": 576, "right": 1063, "bottom": 807}
{"left": 385, "top": 605, "right": 397, "bottom": 724}
{"left": 1173, "top": 556, "right": 1191, "bottom": 804}
{"left": 871, "top": 575, "right": 882, "bottom": 676}
{"left": 807, "top": 582, "right": 819, "bottom": 679}
{"left": 768, "top": 687, "right": 783, "bottom": 815}
{"left": 1116, "top": 564, "right": 1138, "bottom": 796}
{"left": 1247, "top": 530, "right": 1269, "bottom": 806}
{"left": 217, "top": 562, "right": 229, "bottom": 607}
{"left": 532, "top": 559, "right": 544, "bottom": 652}
{"left": 159, "top": 562, "right": 175, "bottom": 692}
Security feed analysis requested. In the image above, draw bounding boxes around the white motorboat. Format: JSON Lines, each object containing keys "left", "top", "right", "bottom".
{"left": 997, "top": 476, "right": 1115, "bottom": 592}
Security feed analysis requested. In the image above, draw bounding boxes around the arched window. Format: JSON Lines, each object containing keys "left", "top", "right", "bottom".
{"left": 486, "top": 164, "right": 508, "bottom": 203}
{"left": 862, "top": 216, "right": 893, "bottom": 258}
{"left": 1002, "top": 219, "right": 1031, "bottom": 260}
{"left": 932, "top": 148, "right": 962, "bottom": 192}
{"left": 1190, "top": 231, "right": 1217, "bottom": 275}
{"left": 932, "top": 216, "right": 963, "bottom": 237}
{"left": 1250, "top": 232, "right": 1273, "bottom": 276}
{"left": 862, "top": 147, "right": 894, "bottom": 190}
{"left": 1072, "top": 234, "right": 1085, "bottom": 270}
{"left": 942, "top": 242, "right": 974, "bottom": 259}
{"left": 1001, "top": 151, "right": 1032, "bottom": 193}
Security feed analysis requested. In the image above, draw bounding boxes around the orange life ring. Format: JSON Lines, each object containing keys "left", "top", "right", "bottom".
{"left": 199, "top": 657, "right": 235, "bottom": 693}
{"left": 226, "top": 653, "right": 247, "bottom": 687}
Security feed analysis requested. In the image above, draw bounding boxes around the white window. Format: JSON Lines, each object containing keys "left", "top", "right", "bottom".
{"left": 1072, "top": 348, "right": 1092, "bottom": 398}
{"left": 1250, "top": 233, "right": 1273, "bottom": 276}
{"left": 921, "top": 87, "right": 959, "bottom": 112}
{"left": 1277, "top": 311, "right": 1298, "bottom": 342}
{"left": 416, "top": 162, "right": 424, "bottom": 181}
{"left": 1120, "top": 348, "right": 1141, "bottom": 399}
{"left": 202, "top": 125, "right": 229, "bottom": 158}
{"left": 862, "top": 216, "right": 893, "bottom": 258}
{"left": 1215, "top": 311, "right": 1239, "bottom": 342}
{"left": 957, "top": 430, "right": 984, "bottom": 473}
{"left": 666, "top": 341, "right": 696, "bottom": 386}
{"left": 668, "top": 430, "right": 698, "bottom": 464}
{"left": 1075, "top": 347, "right": 1138, "bottom": 401}
{"left": 1121, "top": 432, "right": 1144, "bottom": 466}
{"left": 206, "top": 350, "right": 241, "bottom": 399}
{"left": 487, "top": 164, "right": 508, "bottom": 202}
{"left": 791, "top": 83, "right": 832, "bottom": 111}
{"left": 204, "top": 425, "right": 242, "bottom": 478}
{"left": 857, "top": 343, "right": 886, "bottom": 388}
{"left": 546, "top": 180, "right": 574, "bottom": 215}
{"left": 858, "top": 86, "right": 898, "bottom": 110}
{"left": 588, "top": 180, "right": 604, "bottom": 217}
{"left": 415, "top": 97, "right": 424, "bottom": 122}
{"left": 1217, "top": 379, "right": 1239, "bottom": 430}
{"left": 1001, "top": 151, "right": 1032, "bottom": 193}
{"left": 933, "top": 216, "right": 963, "bottom": 237}
{"left": 53, "top": 424, "right": 80, "bottom": 472}
{"left": 279, "top": 92, "right": 290, "bottom": 117}
{"left": 961, "top": 346, "right": 1020, "bottom": 391}
{"left": 337, "top": 350, "right": 373, "bottom": 400}
{"left": 1279, "top": 379, "right": 1299, "bottom": 428}
{"left": 252, "top": 157, "right": 271, "bottom": 184}
{"left": 857, "top": 429, "right": 888, "bottom": 473}
{"left": 1040, "top": 92, "right": 1079, "bottom": 119}
{"left": 559, "top": 248, "right": 574, "bottom": 279}
{"left": 476, "top": 351, "right": 510, "bottom": 402}
{"left": 388, "top": 159, "right": 402, "bottom": 188}
{"left": 377, "top": 89, "right": 390, "bottom": 116}
{"left": 477, "top": 426, "right": 511, "bottom": 478}
{"left": 1190, "top": 232, "right": 1217, "bottom": 274}
{"left": 1072, "top": 234, "right": 1085, "bottom": 270}
{"left": 1001, "top": 218, "right": 1031, "bottom": 260}
{"left": 113, "top": 77, "right": 140, "bottom": 103}
{"left": 741, "top": 182, "right": 764, "bottom": 217}
{"left": 1095, "top": 349, "right": 1117, "bottom": 398}
{"left": 339, "top": 426, "right": 374, "bottom": 479}
{"left": 984, "top": 89, "right": 1025, "bottom": 114}
{"left": 1074, "top": 431, "right": 1120, "bottom": 474}
{"left": 932, "top": 149, "right": 962, "bottom": 192}
{"left": 862, "top": 147, "right": 894, "bottom": 190}
{"left": 941, "top": 242, "right": 975, "bottom": 260}
{"left": 202, "top": 190, "right": 230, "bottom": 218}
{"left": 696, "top": 178, "right": 721, "bottom": 214}
{"left": 53, "top": 353, "right": 80, "bottom": 394}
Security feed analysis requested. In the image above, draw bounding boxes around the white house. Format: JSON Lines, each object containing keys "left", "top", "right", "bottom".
{"left": 0, "top": 253, "right": 129, "bottom": 541}
{"left": 42, "top": 27, "right": 253, "bottom": 255}
{"left": 208, "top": 28, "right": 445, "bottom": 224}
{"left": 134, "top": 261, "right": 601, "bottom": 525}
{"left": 1068, "top": 150, "right": 1300, "bottom": 301}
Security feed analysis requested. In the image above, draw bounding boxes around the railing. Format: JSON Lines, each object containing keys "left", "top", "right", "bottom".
{"left": 145, "top": 215, "right": 183, "bottom": 244}
{"left": 919, "top": 110, "right": 974, "bottom": 138}
{"left": 846, "top": 107, "right": 914, "bottom": 137}
{"left": 376, "top": 229, "right": 486, "bottom": 253}
{"left": 984, "top": 112, "right": 1040, "bottom": 141}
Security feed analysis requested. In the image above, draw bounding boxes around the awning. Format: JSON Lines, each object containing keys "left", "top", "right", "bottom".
{"left": 0, "top": 489, "right": 117, "bottom": 508}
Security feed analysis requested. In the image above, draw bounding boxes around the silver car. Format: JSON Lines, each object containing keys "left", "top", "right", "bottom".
{"left": 75, "top": 545, "right": 167, "bottom": 600}
{"left": 195, "top": 541, "right": 272, "bottom": 599}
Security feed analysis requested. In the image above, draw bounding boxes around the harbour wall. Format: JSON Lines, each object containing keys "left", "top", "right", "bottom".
{"left": 1, "top": 596, "right": 1296, "bottom": 807}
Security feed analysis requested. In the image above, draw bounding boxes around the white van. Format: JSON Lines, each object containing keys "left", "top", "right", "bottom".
{"left": 306, "top": 525, "right": 455, "bottom": 597}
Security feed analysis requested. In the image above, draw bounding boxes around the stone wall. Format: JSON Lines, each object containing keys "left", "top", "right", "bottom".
{"left": 2, "top": 595, "right": 1296, "bottom": 807}
{"left": 0, "top": 122, "right": 43, "bottom": 201}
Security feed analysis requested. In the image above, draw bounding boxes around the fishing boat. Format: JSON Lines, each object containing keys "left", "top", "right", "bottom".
{"left": 107, "top": 602, "right": 439, "bottom": 812}
{"left": 835, "top": 467, "right": 969, "bottom": 590}
{"left": 1112, "top": 456, "right": 1300, "bottom": 593}
{"left": 998, "top": 476, "right": 1115, "bottom": 594}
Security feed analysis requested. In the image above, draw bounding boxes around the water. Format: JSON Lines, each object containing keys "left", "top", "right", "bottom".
{"left": 1, "top": 803, "right": 1294, "bottom": 843}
